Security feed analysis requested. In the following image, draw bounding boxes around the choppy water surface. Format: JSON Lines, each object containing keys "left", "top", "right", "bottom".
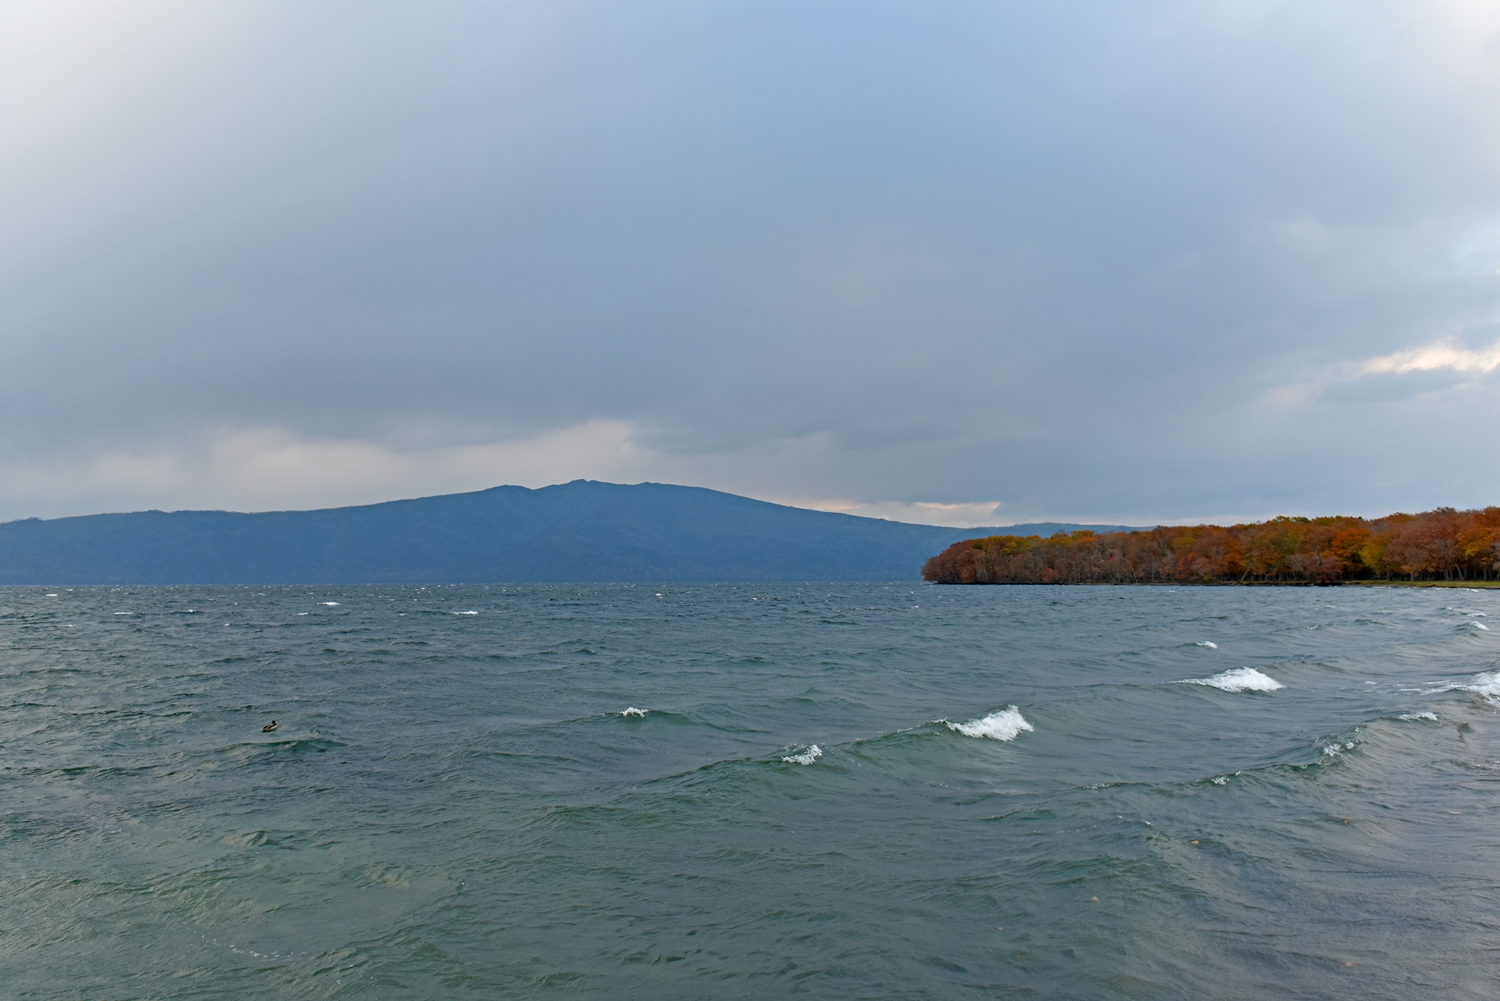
{"left": 4, "top": 584, "right": 1500, "bottom": 999}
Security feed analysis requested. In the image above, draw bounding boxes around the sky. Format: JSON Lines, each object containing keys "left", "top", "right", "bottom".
{"left": 4, "top": 1, "right": 1500, "bottom": 528}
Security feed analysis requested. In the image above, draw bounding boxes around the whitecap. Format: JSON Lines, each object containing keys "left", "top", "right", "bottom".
{"left": 1178, "top": 667, "right": 1284, "bottom": 693}
{"left": 781, "top": 744, "right": 822, "bottom": 765}
{"left": 1195, "top": 641, "right": 1218, "bottom": 649}
{"left": 944, "top": 706, "right": 1034, "bottom": 741}
{"left": 620, "top": 707, "right": 647, "bottom": 718}
{"left": 1398, "top": 712, "right": 1438, "bottom": 721}
{"left": 1466, "top": 621, "right": 1489, "bottom": 631}
{"left": 454, "top": 610, "right": 478, "bottom": 615}
{"left": 1435, "top": 669, "right": 1500, "bottom": 702}
{"left": 320, "top": 602, "right": 339, "bottom": 607}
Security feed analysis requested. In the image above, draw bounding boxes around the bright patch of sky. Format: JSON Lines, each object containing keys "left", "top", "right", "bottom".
{"left": 3, "top": 1, "right": 1500, "bottom": 526}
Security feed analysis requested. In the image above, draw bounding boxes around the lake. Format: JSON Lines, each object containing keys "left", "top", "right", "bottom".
{"left": 3, "top": 583, "right": 1497, "bottom": 999}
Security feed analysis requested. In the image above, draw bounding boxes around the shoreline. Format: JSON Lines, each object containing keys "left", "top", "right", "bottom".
{"left": 930, "top": 579, "right": 1500, "bottom": 588}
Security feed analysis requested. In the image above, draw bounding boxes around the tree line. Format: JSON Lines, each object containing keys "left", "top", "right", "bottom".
{"left": 921, "top": 506, "right": 1500, "bottom": 585}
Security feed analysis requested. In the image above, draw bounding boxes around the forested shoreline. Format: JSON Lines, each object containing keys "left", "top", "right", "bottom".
{"left": 922, "top": 507, "right": 1500, "bottom": 585}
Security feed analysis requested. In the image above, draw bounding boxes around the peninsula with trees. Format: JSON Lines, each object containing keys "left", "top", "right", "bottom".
{"left": 922, "top": 506, "right": 1500, "bottom": 585}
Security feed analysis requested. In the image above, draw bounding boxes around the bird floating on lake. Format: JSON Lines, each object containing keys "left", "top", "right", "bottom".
{"left": 262, "top": 720, "right": 277, "bottom": 732}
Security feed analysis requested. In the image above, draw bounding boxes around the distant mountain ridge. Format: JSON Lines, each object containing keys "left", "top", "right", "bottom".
{"left": 0, "top": 481, "right": 1139, "bottom": 584}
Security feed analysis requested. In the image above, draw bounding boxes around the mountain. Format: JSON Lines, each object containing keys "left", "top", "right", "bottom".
{"left": 0, "top": 481, "right": 1139, "bottom": 584}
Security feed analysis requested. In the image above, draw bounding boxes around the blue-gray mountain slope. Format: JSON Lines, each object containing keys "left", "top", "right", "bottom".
{"left": 0, "top": 481, "right": 1138, "bottom": 584}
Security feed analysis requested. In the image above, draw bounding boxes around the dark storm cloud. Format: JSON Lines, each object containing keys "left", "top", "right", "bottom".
{"left": 3, "top": 1, "right": 1500, "bottom": 523}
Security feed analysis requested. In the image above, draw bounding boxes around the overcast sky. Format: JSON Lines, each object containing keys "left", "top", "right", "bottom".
{"left": 3, "top": 1, "right": 1500, "bottom": 527}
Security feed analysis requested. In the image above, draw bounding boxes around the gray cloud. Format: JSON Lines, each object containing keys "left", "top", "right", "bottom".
{"left": 4, "top": 1, "right": 1500, "bottom": 524}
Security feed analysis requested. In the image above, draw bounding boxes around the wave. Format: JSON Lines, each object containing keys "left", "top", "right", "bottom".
{"left": 1397, "top": 712, "right": 1438, "bottom": 721}
{"left": 943, "top": 706, "right": 1034, "bottom": 741}
{"left": 560, "top": 707, "right": 738, "bottom": 732}
{"left": 454, "top": 610, "right": 478, "bottom": 615}
{"left": 1432, "top": 669, "right": 1500, "bottom": 702}
{"left": 781, "top": 744, "right": 822, "bottom": 765}
{"left": 213, "top": 736, "right": 348, "bottom": 759}
{"left": 1177, "top": 667, "right": 1284, "bottom": 693}
{"left": 1195, "top": 641, "right": 1218, "bottom": 649}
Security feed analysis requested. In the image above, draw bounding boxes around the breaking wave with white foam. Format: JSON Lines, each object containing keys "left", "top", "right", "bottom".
{"left": 1433, "top": 670, "right": 1500, "bottom": 702}
{"left": 944, "top": 706, "right": 1034, "bottom": 741}
{"left": 1398, "top": 712, "right": 1438, "bottom": 721}
{"left": 781, "top": 744, "right": 822, "bottom": 765}
{"left": 1178, "top": 667, "right": 1284, "bottom": 693}
{"left": 1195, "top": 641, "right": 1218, "bottom": 649}
{"left": 620, "top": 707, "right": 647, "bottom": 718}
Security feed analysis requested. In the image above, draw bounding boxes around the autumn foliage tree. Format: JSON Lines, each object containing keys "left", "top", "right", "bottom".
{"left": 921, "top": 507, "right": 1500, "bottom": 585}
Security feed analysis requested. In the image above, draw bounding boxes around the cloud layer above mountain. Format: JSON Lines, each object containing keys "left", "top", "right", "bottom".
{"left": 4, "top": 1, "right": 1500, "bottom": 524}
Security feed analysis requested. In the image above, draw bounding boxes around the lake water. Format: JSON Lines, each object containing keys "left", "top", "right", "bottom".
{"left": 3, "top": 583, "right": 1499, "bottom": 999}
